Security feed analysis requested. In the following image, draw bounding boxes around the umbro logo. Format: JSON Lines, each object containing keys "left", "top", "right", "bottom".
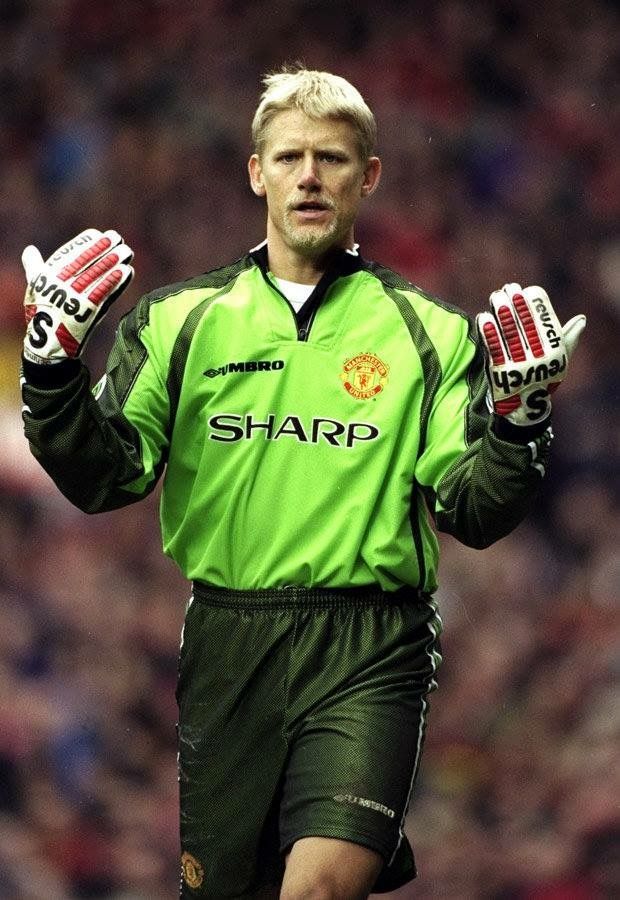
{"left": 204, "top": 359, "right": 285, "bottom": 378}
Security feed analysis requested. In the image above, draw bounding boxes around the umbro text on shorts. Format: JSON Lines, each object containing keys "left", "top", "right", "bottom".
{"left": 176, "top": 584, "right": 443, "bottom": 898}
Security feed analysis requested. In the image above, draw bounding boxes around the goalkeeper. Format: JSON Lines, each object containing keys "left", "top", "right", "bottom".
{"left": 20, "top": 67, "right": 585, "bottom": 899}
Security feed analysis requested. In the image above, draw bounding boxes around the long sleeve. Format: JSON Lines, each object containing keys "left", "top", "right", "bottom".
{"left": 21, "top": 294, "right": 171, "bottom": 513}
{"left": 414, "top": 313, "right": 552, "bottom": 549}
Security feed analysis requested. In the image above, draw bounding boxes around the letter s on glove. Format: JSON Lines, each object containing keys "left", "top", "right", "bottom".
{"left": 22, "top": 228, "right": 134, "bottom": 365}
{"left": 476, "top": 283, "right": 586, "bottom": 426}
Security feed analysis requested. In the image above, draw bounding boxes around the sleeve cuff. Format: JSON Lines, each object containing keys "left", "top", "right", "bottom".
{"left": 491, "top": 414, "right": 552, "bottom": 444}
{"left": 21, "top": 356, "right": 82, "bottom": 388}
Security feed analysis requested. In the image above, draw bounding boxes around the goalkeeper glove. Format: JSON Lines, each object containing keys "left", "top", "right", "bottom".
{"left": 22, "top": 228, "right": 134, "bottom": 365}
{"left": 477, "top": 283, "right": 586, "bottom": 427}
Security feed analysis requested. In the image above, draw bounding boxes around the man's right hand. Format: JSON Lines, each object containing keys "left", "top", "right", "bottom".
{"left": 22, "top": 228, "right": 134, "bottom": 365}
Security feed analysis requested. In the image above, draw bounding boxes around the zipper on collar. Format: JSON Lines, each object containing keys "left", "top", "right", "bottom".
{"left": 250, "top": 243, "right": 363, "bottom": 343}
{"left": 260, "top": 275, "right": 309, "bottom": 341}
{"left": 296, "top": 302, "right": 319, "bottom": 342}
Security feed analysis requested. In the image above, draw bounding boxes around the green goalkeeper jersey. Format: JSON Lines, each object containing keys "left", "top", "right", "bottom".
{"left": 22, "top": 244, "right": 551, "bottom": 592}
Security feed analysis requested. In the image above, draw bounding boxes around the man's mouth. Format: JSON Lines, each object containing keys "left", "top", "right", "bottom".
{"left": 291, "top": 200, "right": 332, "bottom": 220}
{"left": 294, "top": 201, "right": 329, "bottom": 211}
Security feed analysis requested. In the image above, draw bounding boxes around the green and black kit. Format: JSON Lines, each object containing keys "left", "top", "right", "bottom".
{"left": 22, "top": 244, "right": 551, "bottom": 896}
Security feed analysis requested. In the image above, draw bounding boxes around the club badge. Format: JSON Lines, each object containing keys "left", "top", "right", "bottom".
{"left": 341, "top": 353, "right": 389, "bottom": 399}
{"left": 181, "top": 851, "right": 204, "bottom": 889}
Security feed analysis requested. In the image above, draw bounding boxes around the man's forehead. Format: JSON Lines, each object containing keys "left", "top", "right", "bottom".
{"left": 262, "top": 108, "right": 358, "bottom": 151}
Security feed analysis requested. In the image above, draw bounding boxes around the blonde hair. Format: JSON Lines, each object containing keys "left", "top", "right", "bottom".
{"left": 251, "top": 66, "right": 377, "bottom": 160}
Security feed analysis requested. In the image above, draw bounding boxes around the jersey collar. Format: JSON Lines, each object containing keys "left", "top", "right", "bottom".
{"left": 249, "top": 241, "right": 365, "bottom": 339}
{"left": 249, "top": 241, "right": 364, "bottom": 292}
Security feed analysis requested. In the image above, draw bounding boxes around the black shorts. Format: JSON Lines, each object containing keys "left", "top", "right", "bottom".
{"left": 176, "top": 585, "right": 442, "bottom": 898}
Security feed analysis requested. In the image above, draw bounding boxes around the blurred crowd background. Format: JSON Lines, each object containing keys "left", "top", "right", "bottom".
{"left": 0, "top": 0, "right": 618, "bottom": 897}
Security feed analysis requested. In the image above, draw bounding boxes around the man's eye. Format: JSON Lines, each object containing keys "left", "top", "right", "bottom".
{"left": 321, "top": 153, "right": 342, "bottom": 163}
{"left": 278, "top": 154, "right": 297, "bottom": 163}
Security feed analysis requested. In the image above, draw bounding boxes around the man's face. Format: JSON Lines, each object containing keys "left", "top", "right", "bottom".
{"left": 248, "top": 109, "right": 381, "bottom": 260}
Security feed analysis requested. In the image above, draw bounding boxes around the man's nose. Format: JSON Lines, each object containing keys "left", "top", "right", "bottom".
{"left": 297, "top": 157, "right": 321, "bottom": 190}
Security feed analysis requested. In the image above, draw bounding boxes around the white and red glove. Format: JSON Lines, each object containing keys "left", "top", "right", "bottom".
{"left": 477, "top": 283, "right": 586, "bottom": 427}
{"left": 22, "top": 228, "right": 134, "bottom": 365}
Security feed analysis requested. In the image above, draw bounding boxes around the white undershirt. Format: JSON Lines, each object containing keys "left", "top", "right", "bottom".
{"left": 268, "top": 244, "right": 360, "bottom": 312}
{"left": 272, "top": 277, "right": 315, "bottom": 312}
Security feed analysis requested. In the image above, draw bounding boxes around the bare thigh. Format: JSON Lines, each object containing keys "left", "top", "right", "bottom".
{"left": 280, "top": 836, "right": 383, "bottom": 899}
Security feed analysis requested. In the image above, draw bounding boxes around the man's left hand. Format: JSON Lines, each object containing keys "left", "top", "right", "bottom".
{"left": 477, "top": 283, "right": 586, "bottom": 427}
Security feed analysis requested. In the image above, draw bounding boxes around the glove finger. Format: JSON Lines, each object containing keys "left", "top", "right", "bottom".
{"left": 489, "top": 294, "right": 526, "bottom": 362}
{"left": 492, "top": 284, "right": 545, "bottom": 359}
{"left": 511, "top": 291, "right": 544, "bottom": 358}
{"left": 86, "top": 262, "right": 134, "bottom": 306}
{"left": 562, "top": 314, "right": 586, "bottom": 359}
{"left": 500, "top": 282, "right": 523, "bottom": 300}
{"left": 55, "top": 230, "right": 125, "bottom": 282}
{"left": 76, "top": 263, "right": 134, "bottom": 352}
{"left": 22, "top": 245, "right": 45, "bottom": 284}
{"left": 520, "top": 286, "right": 563, "bottom": 355}
{"left": 477, "top": 312, "right": 521, "bottom": 414}
{"left": 477, "top": 311, "right": 507, "bottom": 366}
{"left": 109, "top": 241, "right": 133, "bottom": 265}
{"left": 71, "top": 244, "right": 134, "bottom": 293}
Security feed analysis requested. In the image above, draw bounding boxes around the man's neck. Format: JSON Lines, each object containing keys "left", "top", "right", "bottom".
{"left": 265, "top": 232, "right": 355, "bottom": 285}
{"left": 266, "top": 246, "right": 328, "bottom": 285}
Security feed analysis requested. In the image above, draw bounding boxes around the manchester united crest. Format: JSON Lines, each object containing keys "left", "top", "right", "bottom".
{"left": 341, "top": 353, "right": 389, "bottom": 399}
{"left": 181, "top": 851, "right": 204, "bottom": 889}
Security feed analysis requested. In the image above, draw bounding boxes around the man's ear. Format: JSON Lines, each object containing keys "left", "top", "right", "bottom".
{"left": 248, "top": 155, "right": 266, "bottom": 197}
{"left": 360, "top": 156, "right": 381, "bottom": 198}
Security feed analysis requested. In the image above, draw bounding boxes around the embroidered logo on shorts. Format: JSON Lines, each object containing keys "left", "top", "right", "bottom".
{"left": 333, "top": 793, "right": 395, "bottom": 818}
{"left": 341, "top": 354, "right": 389, "bottom": 399}
{"left": 181, "top": 851, "right": 204, "bottom": 888}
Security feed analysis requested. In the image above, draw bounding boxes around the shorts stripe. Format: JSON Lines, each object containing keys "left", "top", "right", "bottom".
{"left": 388, "top": 596, "right": 443, "bottom": 866}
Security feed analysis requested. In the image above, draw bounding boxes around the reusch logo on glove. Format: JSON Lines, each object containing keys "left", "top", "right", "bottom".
{"left": 532, "top": 298, "right": 562, "bottom": 349}
{"left": 49, "top": 232, "right": 95, "bottom": 264}
{"left": 492, "top": 356, "right": 567, "bottom": 396}
{"left": 30, "top": 274, "right": 95, "bottom": 323}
